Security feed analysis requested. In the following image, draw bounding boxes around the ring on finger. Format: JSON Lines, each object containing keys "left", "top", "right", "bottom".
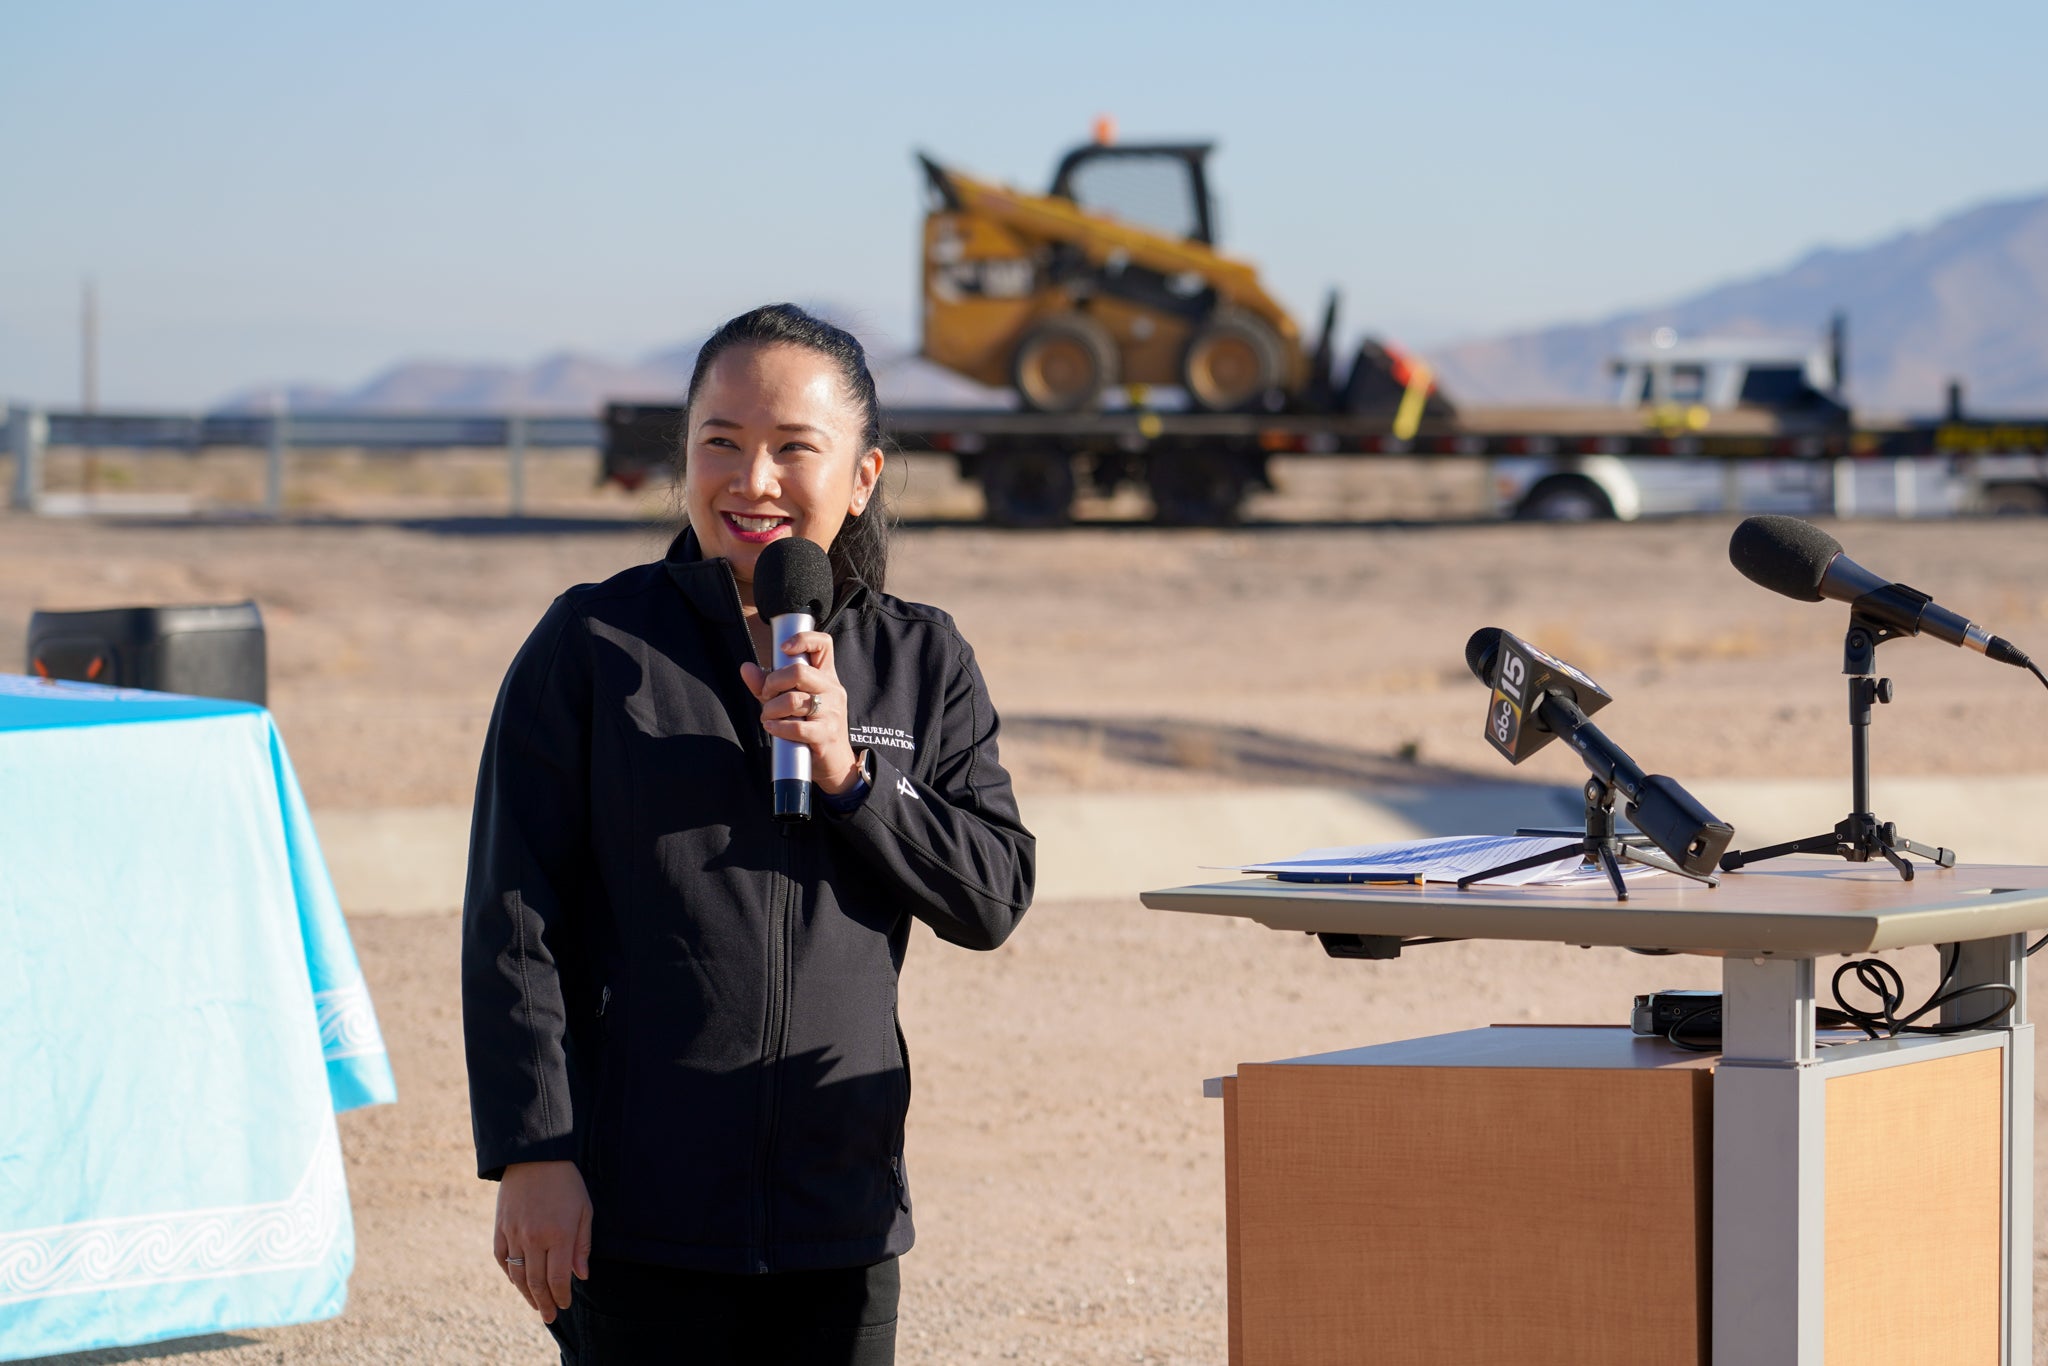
{"left": 806, "top": 693, "right": 824, "bottom": 718}
{"left": 506, "top": 1256, "right": 525, "bottom": 1266}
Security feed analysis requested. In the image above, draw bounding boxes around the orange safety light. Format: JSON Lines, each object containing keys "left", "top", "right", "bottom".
{"left": 1092, "top": 113, "right": 1116, "bottom": 145}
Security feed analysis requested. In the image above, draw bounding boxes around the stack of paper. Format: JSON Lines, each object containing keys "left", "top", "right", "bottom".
{"left": 1211, "top": 834, "right": 1668, "bottom": 888}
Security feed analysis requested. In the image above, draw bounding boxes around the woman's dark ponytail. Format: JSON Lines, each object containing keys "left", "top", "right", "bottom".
{"left": 681, "top": 304, "right": 893, "bottom": 603}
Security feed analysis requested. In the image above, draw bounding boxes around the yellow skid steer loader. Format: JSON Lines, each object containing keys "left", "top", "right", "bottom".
{"left": 917, "top": 138, "right": 1450, "bottom": 419}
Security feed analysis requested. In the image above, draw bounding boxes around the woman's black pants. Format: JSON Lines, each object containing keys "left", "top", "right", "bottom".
{"left": 546, "top": 1255, "right": 899, "bottom": 1365}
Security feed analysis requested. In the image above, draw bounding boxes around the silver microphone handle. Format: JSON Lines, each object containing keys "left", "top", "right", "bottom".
{"left": 771, "top": 612, "right": 815, "bottom": 785}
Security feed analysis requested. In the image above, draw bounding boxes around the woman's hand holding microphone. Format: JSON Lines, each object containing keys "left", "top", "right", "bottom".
{"left": 741, "top": 630, "right": 864, "bottom": 796}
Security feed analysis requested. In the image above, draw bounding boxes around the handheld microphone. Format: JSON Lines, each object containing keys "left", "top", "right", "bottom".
{"left": 753, "top": 536, "right": 834, "bottom": 822}
{"left": 1729, "top": 516, "right": 2033, "bottom": 669}
{"left": 1465, "top": 627, "right": 1733, "bottom": 876}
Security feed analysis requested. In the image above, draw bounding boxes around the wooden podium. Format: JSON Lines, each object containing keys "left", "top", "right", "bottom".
{"left": 1144, "top": 859, "right": 2048, "bottom": 1366}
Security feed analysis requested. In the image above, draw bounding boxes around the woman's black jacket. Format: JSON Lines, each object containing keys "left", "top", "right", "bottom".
{"left": 460, "top": 532, "right": 1035, "bottom": 1274}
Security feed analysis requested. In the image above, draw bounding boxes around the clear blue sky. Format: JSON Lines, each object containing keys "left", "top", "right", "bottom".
{"left": 4, "top": 0, "right": 2042, "bottom": 407}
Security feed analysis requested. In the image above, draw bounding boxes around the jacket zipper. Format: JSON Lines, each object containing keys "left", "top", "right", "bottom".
{"left": 721, "top": 565, "right": 793, "bottom": 1273}
{"left": 760, "top": 826, "right": 798, "bottom": 1269}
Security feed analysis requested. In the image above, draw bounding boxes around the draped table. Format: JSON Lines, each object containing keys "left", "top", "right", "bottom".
{"left": 0, "top": 675, "right": 396, "bottom": 1361}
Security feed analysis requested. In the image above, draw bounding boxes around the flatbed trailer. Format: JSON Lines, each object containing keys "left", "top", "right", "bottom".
{"left": 602, "top": 402, "right": 2048, "bottom": 526}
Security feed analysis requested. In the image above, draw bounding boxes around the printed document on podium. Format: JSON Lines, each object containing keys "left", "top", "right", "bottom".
{"left": 1214, "top": 834, "right": 1669, "bottom": 887}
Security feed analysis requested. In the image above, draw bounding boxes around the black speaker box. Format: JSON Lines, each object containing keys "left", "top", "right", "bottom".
{"left": 27, "top": 601, "right": 267, "bottom": 705}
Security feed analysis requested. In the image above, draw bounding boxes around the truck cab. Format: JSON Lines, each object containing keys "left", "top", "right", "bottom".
{"left": 1491, "top": 330, "right": 1955, "bottom": 521}
{"left": 1605, "top": 332, "right": 1844, "bottom": 419}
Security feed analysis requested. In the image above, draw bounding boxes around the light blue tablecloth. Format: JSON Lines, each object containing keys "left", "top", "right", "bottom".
{"left": 0, "top": 675, "right": 397, "bottom": 1361}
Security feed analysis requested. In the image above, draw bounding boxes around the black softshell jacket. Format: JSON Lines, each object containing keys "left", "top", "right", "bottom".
{"left": 461, "top": 531, "right": 1034, "bottom": 1274}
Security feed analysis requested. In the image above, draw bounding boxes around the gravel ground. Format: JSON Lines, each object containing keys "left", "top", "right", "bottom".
{"left": 6, "top": 504, "right": 2047, "bottom": 1363}
{"left": 31, "top": 906, "right": 2048, "bottom": 1365}
{"left": 3, "top": 509, "right": 2046, "bottom": 811}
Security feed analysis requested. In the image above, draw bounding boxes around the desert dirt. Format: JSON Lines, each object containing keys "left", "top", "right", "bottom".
{"left": 7, "top": 463, "right": 2048, "bottom": 1363}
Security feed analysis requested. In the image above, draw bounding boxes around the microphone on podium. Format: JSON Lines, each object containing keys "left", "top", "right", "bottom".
{"left": 1464, "top": 627, "right": 1732, "bottom": 880}
{"left": 1729, "top": 515, "right": 2035, "bottom": 671}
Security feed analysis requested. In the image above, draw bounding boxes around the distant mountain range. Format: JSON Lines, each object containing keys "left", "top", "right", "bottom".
{"left": 1422, "top": 190, "right": 2048, "bottom": 416}
{"left": 221, "top": 188, "right": 2048, "bottom": 418}
{"left": 217, "top": 333, "right": 1008, "bottom": 414}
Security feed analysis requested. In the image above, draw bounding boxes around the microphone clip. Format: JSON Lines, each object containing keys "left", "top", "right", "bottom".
{"left": 1845, "top": 585, "right": 1932, "bottom": 658}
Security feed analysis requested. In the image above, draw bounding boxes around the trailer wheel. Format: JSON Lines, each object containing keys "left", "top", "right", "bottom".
{"left": 1516, "top": 475, "right": 1615, "bottom": 522}
{"left": 1011, "top": 317, "right": 1118, "bottom": 412}
{"left": 1149, "top": 451, "right": 1253, "bottom": 526}
{"left": 1181, "top": 309, "right": 1286, "bottom": 412}
{"left": 1984, "top": 484, "right": 2048, "bottom": 516}
{"left": 979, "top": 452, "right": 1077, "bottom": 528}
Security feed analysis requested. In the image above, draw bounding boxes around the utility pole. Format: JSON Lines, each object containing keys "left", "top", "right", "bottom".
{"left": 82, "top": 278, "right": 100, "bottom": 494}
{"left": 81, "top": 279, "right": 99, "bottom": 412}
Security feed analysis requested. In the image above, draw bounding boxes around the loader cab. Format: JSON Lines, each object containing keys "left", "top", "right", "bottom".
{"left": 1047, "top": 143, "right": 1218, "bottom": 246}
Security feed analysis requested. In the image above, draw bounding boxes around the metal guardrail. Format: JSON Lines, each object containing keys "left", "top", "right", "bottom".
{"left": 3, "top": 405, "right": 604, "bottom": 516}
{"left": 24, "top": 410, "right": 603, "bottom": 451}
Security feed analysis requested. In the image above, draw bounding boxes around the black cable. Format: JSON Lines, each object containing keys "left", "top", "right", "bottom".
{"left": 2030, "top": 934, "right": 2048, "bottom": 958}
{"left": 1826, "top": 945, "right": 2016, "bottom": 1039}
{"left": 1666, "top": 1005, "right": 1723, "bottom": 1053}
{"left": 1824, "top": 954, "right": 1914, "bottom": 1038}
{"left": 1655, "top": 943, "right": 2017, "bottom": 1053}
{"left": 2028, "top": 658, "right": 2048, "bottom": 693}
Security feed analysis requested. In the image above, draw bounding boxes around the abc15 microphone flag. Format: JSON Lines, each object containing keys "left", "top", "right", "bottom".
{"left": 1484, "top": 632, "right": 1614, "bottom": 764}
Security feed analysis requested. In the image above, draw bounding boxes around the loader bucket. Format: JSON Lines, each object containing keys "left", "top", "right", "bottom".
{"left": 1343, "top": 338, "right": 1456, "bottom": 422}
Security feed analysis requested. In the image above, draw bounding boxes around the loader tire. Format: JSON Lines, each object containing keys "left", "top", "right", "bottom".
{"left": 1181, "top": 309, "right": 1286, "bottom": 412}
{"left": 1011, "top": 316, "right": 1118, "bottom": 412}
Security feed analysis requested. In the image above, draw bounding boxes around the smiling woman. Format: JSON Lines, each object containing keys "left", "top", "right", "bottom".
{"left": 460, "top": 304, "right": 1035, "bottom": 1366}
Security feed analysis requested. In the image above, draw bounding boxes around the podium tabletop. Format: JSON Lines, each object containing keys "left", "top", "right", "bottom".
{"left": 1140, "top": 856, "right": 2048, "bottom": 957}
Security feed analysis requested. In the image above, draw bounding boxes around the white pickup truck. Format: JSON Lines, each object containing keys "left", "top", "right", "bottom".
{"left": 1488, "top": 331, "right": 1963, "bottom": 520}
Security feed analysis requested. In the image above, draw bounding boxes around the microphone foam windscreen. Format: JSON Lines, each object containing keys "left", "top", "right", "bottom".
{"left": 753, "top": 536, "right": 834, "bottom": 621}
{"left": 1728, "top": 515, "right": 1841, "bottom": 602}
{"left": 1464, "top": 627, "right": 1503, "bottom": 685}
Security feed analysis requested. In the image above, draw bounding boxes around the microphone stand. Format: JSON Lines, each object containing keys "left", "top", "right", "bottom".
{"left": 1718, "top": 612, "right": 1956, "bottom": 881}
{"left": 1457, "top": 776, "right": 1719, "bottom": 903}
